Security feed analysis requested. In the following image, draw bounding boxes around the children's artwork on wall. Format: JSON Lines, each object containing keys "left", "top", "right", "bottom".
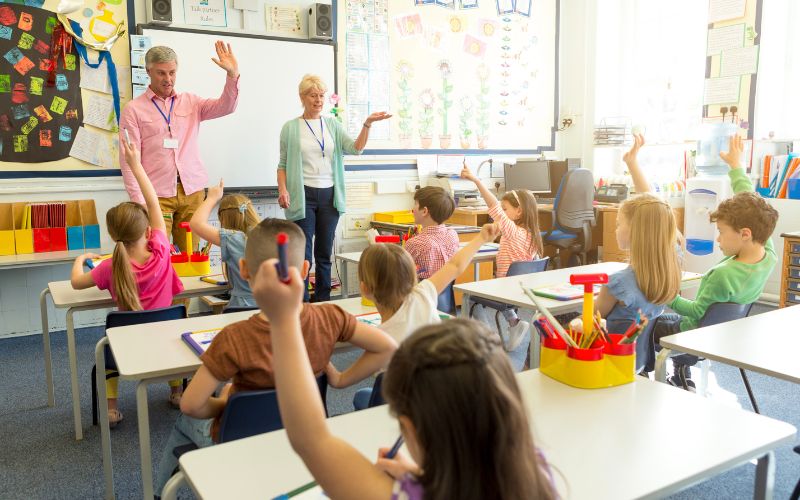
{"left": 0, "top": 4, "right": 82, "bottom": 162}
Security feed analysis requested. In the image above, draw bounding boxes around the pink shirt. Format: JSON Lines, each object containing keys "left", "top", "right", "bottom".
{"left": 488, "top": 203, "right": 538, "bottom": 277}
{"left": 91, "top": 229, "right": 184, "bottom": 310}
{"left": 118, "top": 76, "right": 240, "bottom": 203}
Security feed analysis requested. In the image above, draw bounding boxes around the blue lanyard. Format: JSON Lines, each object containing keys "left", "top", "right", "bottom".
{"left": 152, "top": 96, "right": 175, "bottom": 134}
{"left": 303, "top": 118, "right": 325, "bottom": 158}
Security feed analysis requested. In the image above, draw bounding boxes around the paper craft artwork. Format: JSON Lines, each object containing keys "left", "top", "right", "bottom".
{"left": 707, "top": 24, "right": 744, "bottom": 56}
{"left": 394, "top": 13, "right": 423, "bottom": 38}
{"left": 463, "top": 34, "right": 486, "bottom": 57}
{"left": 83, "top": 93, "right": 114, "bottom": 130}
{"left": 0, "top": 3, "right": 82, "bottom": 161}
{"left": 703, "top": 76, "right": 740, "bottom": 105}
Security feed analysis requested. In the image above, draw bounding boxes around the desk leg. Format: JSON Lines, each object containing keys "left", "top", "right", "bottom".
{"left": 528, "top": 325, "right": 540, "bottom": 370}
{"left": 65, "top": 308, "right": 83, "bottom": 440}
{"left": 654, "top": 349, "right": 671, "bottom": 384}
{"left": 473, "top": 262, "right": 479, "bottom": 282}
{"left": 96, "top": 338, "right": 115, "bottom": 500}
{"left": 40, "top": 288, "right": 54, "bottom": 407}
{"left": 340, "top": 260, "right": 349, "bottom": 299}
{"left": 137, "top": 380, "right": 155, "bottom": 500}
{"left": 460, "top": 294, "right": 471, "bottom": 319}
{"left": 754, "top": 451, "right": 775, "bottom": 500}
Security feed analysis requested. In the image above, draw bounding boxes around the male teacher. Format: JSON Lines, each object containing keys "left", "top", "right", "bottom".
{"left": 118, "top": 41, "right": 239, "bottom": 251}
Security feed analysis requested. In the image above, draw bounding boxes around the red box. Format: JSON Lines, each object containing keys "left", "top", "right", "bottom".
{"left": 33, "top": 228, "right": 52, "bottom": 253}
{"left": 50, "top": 227, "right": 67, "bottom": 251}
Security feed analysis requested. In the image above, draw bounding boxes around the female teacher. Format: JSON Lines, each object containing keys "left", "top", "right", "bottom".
{"left": 277, "top": 74, "right": 391, "bottom": 302}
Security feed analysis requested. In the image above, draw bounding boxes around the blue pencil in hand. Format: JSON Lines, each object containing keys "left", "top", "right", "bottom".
{"left": 276, "top": 232, "right": 290, "bottom": 283}
{"left": 385, "top": 435, "right": 404, "bottom": 459}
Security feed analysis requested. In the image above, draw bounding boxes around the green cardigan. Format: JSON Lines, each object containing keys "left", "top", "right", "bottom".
{"left": 278, "top": 116, "right": 361, "bottom": 221}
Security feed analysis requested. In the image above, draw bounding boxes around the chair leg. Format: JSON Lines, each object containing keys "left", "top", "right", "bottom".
{"left": 791, "top": 478, "right": 800, "bottom": 500}
{"left": 494, "top": 310, "right": 504, "bottom": 345}
{"left": 469, "top": 302, "right": 477, "bottom": 318}
{"left": 698, "top": 359, "right": 710, "bottom": 396}
{"left": 740, "top": 368, "right": 760, "bottom": 414}
{"left": 91, "top": 365, "right": 98, "bottom": 426}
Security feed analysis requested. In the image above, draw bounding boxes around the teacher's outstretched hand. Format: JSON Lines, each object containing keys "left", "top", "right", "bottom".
{"left": 211, "top": 40, "right": 239, "bottom": 78}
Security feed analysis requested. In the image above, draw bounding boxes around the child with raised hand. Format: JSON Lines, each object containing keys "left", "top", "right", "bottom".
{"left": 652, "top": 135, "right": 779, "bottom": 390}
{"left": 70, "top": 139, "right": 185, "bottom": 426}
{"left": 460, "top": 164, "right": 544, "bottom": 350}
{"left": 595, "top": 134, "right": 682, "bottom": 373}
{"left": 190, "top": 179, "right": 260, "bottom": 309}
{"left": 252, "top": 258, "right": 557, "bottom": 500}
{"left": 356, "top": 223, "right": 500, "bottom": 344}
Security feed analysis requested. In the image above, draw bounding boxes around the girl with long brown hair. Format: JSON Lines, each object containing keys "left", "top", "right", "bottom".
{"left": 70, "top": 139, "right": 184, "bottom": 426}
{"left": 461, "top": 163, "right": 544, "bottom": 351}
{"left": 190, "top": 179, "right": 260, "bottom": 309}
{"left": 251, "top": 258, "right": 557, "bottom": 500}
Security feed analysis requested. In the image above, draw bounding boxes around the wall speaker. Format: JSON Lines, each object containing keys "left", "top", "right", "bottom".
{"left": 308, "top": 2, "right": 332, "bottom": 41}
{"left": 146, "top": 0, "right": 173, "bottom": 25}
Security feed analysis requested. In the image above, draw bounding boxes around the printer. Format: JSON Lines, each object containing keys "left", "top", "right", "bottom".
{"left": 428, "top": 175, "right": 488, "bottom": 209}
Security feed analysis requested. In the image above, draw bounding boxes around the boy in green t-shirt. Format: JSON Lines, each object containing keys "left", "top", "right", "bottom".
{"left": 654, "top": 136, "right": 779, "bottom": 390}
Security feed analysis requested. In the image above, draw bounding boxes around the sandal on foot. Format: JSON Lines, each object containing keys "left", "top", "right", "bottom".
{"left": 108, "top": 409, "right": 123, "bottom": 428}
{"left": 169, "top": 391, "right": 182, "bottom": 409}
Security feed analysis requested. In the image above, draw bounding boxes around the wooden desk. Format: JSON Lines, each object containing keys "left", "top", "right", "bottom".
{"left": 655, "top": 305, "right": 800, "bottom": 386}
{"left": 174, "top": 370, "right": 796, "bottom": 500}
{"left": 779, "top": 232, "right": 800, "bottom": 307}
{"left": 40, "top": 273, "right": 231, "bottom": 440}
{"left": 97, "top": 297, "right": 374, "bottom": 500}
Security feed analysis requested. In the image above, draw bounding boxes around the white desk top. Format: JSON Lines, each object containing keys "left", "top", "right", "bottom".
{"left": 47, "top": 270, "right": 231, "bottom": 308}
{"left": 336, "top": 243, "right": 498, "bottom": 265}
{"left": 454, "top": 262, "right": 628, "bottom": 313}
{"left": 107, "top": 297, "right": 375, "bottom": 380}
{"left": 0, "top": 248, "right": 107, "bottom": 270}
{"left": 179, "top": 370, "right": 796, "bottom": 500}
{"left": 659, "top": 305, "right": 800, "bottom": 384}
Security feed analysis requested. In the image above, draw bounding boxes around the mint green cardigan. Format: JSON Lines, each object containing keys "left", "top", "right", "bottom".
{"left": 278, "top": 116, "right": 361, "bottom": 221}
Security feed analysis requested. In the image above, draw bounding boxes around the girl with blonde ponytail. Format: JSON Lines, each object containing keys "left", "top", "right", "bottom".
{"left": 190, "top": 179, "right": 260, "bottom": 309}
{"left": 70, "top": 139, "right": 184, "bottom": 427}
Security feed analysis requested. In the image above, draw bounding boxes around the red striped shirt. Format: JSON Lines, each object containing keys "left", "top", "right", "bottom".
{"left": 404, "top": 225, "right": 460, "bottom": 279}
{"left": 488, "top": 204, "right": 539, "bottom": 277}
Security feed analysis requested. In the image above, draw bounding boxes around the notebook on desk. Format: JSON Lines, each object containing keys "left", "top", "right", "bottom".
{"left": 532, "top": 283, "right": 602, "bottom": 301}
{"left": 181, "top": 328, "right": 222, "bottom": 356}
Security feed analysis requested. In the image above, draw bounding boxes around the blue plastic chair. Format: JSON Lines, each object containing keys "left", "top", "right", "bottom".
{"left": 173, "top": 373, "right": 329, "bottom": 458}
{"left": 468, "top": 258, "right": 549, "bottom": 332}
{"left": 91, "top": 305, "right": 187, "bottom": 426}
{"left": 437, "top": 282, "right": 456, "bottom": 315}
{"left": 791, "top": 445, "right": 800, "bottom": 500}
{"left": 606, "top": 305, "right": 658, "bottom": 374}
{"left": 540, "top": 168, "right": 595, "bottom": 268}
{"left": 697, "top": 302, "right": 756, "bottom": 411}
{"left": 353, "top": 372, "right": 386, "bottom": 411}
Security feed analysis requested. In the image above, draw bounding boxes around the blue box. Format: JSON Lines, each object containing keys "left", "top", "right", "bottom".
{"left": 788, "top": 178, "right": 800, "bottom": 200}
{"left": 66, "top": 226, "right": 84, "bottom": 250}
{"left": 83, "top": 224, "right": 100, "bottom": 249}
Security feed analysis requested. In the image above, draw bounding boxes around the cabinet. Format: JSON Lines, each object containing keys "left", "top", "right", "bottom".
{"left": 780, "top": 232, "right": 800, "bottom": 307}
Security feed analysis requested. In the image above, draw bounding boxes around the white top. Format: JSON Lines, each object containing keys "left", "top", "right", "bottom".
{"left": 335, "top": 243, "right": 498, "bottom": 265}
{"left": 178, "top": 370, "right": 797, "bottom": 500}
{"left": 659, "top": 305, "right": 800, "bottom": 384}
{"left": 299, "top": 117, "right": 334, "bottom": 188}
{"left": 380, "top": 279, "right": 440, "bottom": 343}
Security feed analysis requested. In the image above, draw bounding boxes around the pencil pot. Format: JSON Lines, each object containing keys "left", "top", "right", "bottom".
{"left": 603, "top": 334, "right": 636, "bottom": 380}
{"left": 171, "top": 253, "right": 211, "bottom": 277}
{"left": 0, "top": 203, "right": 16, "bottom": 256}
{"left": 539, "top": 334, "right": 567, "bottom": 369}
{"left": 539, "top": 333, "right": 635, "bottom": 389}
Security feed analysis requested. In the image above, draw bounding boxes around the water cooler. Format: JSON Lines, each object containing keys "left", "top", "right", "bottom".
{"left": 683, "top": 124, "right": 736, "bottom": 274}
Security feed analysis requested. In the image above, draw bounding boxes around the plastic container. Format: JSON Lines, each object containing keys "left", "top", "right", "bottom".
{"left": 373, "top": 210, "right": 415, "bottom": 224}
{"left": 171, "top": 253, "right": 211, "bottom": 277}
{"left": 696, "top": 123, "right": 737, "bottom": 175}
{"left": 788, "top": 178, "right": 800, "bottom": 200}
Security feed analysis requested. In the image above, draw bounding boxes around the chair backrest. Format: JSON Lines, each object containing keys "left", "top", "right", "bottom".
{"left": 105, "top": 304, "right": 187, "bottom": 329}
{"left": 436, "top": 282, "right": 456, "bottom": 315}
{"left": 507, "top": 257, "right": 550, "bottom": 277}
{"left": 367, "top": 372, "right": 386, "bottom": 408}
{"left": 553, "top": 168, "right": 596, "bottom": 233}
{"left": 223, "top": 306, "right": 259, "bottom": 314}
{"left": 218, "top": 373, "right": 329, "bottom": 443}
{"left": 697, "top": 302, "right": 753, "bottom": 328}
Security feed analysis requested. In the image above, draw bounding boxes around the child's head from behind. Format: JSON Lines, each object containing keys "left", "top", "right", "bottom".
{"left": 383, "top": 319, "right": 555, "bottom": 500}
{"left": 106, "top": 202, "right": 151, "bottom": 311}
{"left": 618, "top": 194, "right": 681, "bottom": 304}
{"left": 412, "top": 186, "right": 455, "bottom": 225}
{"left": 710, "top": 192, "right": 778, "bottom": 256}
{"left": 218, "top": 194, "right": 259, "bottom": 233}
{"left": 501, "top": 189, "right": 543, "bottom": 253}
{"left": 358, "top": 243, "right": 416, "bottom": 313}
{"left": 243, "top": 218, "right": 307, "bottom": 280}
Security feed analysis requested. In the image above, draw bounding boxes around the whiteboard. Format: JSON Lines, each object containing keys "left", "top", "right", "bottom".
{"left": 140, "top": 27, "right": 336, "bottom": 189}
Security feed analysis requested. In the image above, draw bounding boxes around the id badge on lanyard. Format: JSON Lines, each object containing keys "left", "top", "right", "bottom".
{"left": 152, "top": 97, "right": 179, "bottom": 149}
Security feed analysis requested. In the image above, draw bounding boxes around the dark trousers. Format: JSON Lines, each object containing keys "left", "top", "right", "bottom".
{"left": 294, "top": 186, "right": 340, "bottom": 302}
{"left": 652, "top": 313, "right": 700, "bottom": 368}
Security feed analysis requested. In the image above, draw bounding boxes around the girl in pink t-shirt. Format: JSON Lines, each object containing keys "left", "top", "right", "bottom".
{"left": 70, "top": 139, "right": 184, "bottom": 427}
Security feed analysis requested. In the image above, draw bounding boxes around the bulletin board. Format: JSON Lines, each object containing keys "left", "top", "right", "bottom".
{"left": 0, "top": 0, "right": 130, "bottom": 177}
{"left": 337, "top": 0, "right": 559, "bottom": 155}
{"left": 703, "top": 0, "right": 763, "bottom": 139}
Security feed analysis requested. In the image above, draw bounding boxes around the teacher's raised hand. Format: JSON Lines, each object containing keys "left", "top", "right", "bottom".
{"left": 211, "top": 40, "right": 239, "bottom": 78}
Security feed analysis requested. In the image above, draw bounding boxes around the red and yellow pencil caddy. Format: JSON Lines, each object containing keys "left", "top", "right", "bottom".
{"left": 526, "top": 273, "right": 640, "bottom": 389}
{"left": 170, "top": 222, "right": 211, "bottom": 277}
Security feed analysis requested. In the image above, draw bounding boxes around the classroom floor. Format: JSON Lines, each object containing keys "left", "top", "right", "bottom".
{"left": 0, "top": 305, "right": 798, "bottom": 499}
